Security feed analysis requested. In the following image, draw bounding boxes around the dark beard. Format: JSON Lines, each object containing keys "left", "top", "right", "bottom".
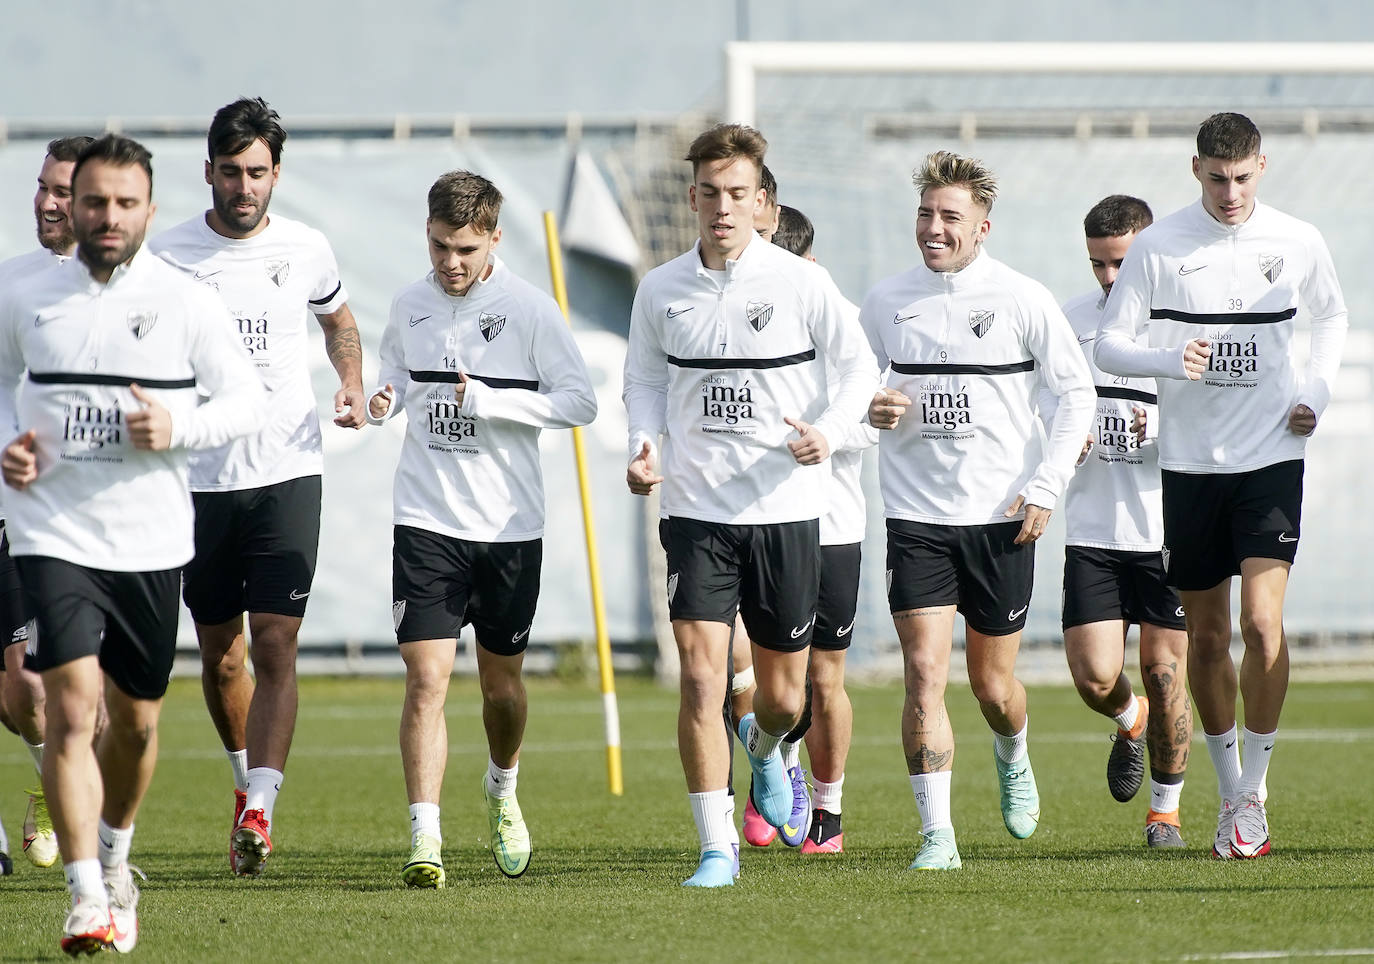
{"left": 76, "top": 227, "right": 144, "bottom": 274}
{"left": 212, "top": 184, "right": 271, "bottom": 235}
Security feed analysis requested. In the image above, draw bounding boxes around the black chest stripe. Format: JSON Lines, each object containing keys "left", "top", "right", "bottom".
{"left": 29, "top": 371, "right": 196, "bottom": 389}
{"left": 1149, "top": 307, "right": 1296, "bottom": 326}
{"left": 890, "top": 359, "right": 1035, "bottom": 376}
{"left": 1096, "top": 386, "right": 1157, "bottom": 405}
{"left": 667, "top": 349, "right": 816, "bottom": 370}
{"left": 409, "top": 370, "right": 539, "bottom": 391}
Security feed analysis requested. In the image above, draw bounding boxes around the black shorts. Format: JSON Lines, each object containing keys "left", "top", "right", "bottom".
{"left": 392, "top": 525, "right": 541, "bottom": 656}
{"left": 16, "top": 556, "right": 180, "bottom": 700}
{"left": 0, "top": 524, "right": 31, "bottom": 671}
{"left": 1161, "top": 460, "right": 1304, "bottom": 591}
{"left": 1062, "top": 546, "right": 1187, "bottom": 631}
{"left": 886, "top": 519, "right": 1034, "bottom": 637}
{"left": 659, "top": 517, "right": 820, "bottom": 653}
{"left": 814, "top": 543, "right": 861, "bottom": 652}
{"left": 184, "top": 475, "right": 322, "bottom": 625}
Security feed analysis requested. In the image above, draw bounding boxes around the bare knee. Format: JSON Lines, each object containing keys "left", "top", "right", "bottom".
{"left": 1238, "top": 608, "right": 1283, "bottom": 652}
{"left": 1072, "top": 673, "right": 1115, "bottom": 706}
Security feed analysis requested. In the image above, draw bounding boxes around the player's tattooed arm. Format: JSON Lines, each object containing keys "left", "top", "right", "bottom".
{"left": 317, "top": 304, "right": 366, "bottom": 428}
{"left": 905, "top": 744, "right": 952, "bottom": 774}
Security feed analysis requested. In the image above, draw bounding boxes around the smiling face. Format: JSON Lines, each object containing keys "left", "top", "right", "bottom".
{"left": 72, "top": 159, "right": 156, "bottom": 282}
{"left": 1193, "top": 152, "right": 1265, "bottom": 225}
{"left": 689, "top": 156, "right": 763, "bottom": 269}
{"left": 206, "top": 137, "right": 279, "bottom": 239}
{"left": 915, "top": 184, "right": 990, "bottom": 273}
{"left": 34, "top": 153, "right": 78, "bottom": 254}
{"left": 427, "top": 218, "right": 500, "bottom": 296}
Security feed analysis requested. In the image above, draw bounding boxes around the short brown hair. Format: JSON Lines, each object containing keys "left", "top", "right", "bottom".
{"left": 1196, "top": 112, "right": 1261, "bottom": 161}
{"left": 912, "top": 150, "right": 997, "bottom": 213}
{"left": 47, "top": 136, "right": 95, "bottom": 163}
{"left": 685, "top": 123, "right": 767, "bottom": 180}
{"left": 427, "top": 170, "right": 502, "bottom": 233}
{"left": 1084, "top": 195, "right": 1153, "bottom": 239}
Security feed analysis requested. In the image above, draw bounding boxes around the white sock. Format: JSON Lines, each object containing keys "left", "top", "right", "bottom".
{"left": 408, "top": 802, "right": 441, "bottom": 842}
{"left": 245, "top": 767, "right": 283, "bottom": 826}
{"left": 0, "top": 813, "right": 9, "bottom": 853}
{"left": 688, "top": 789, "right": 733, "bottom": 855}
{"left": 909, "top": 771, "right": 952, "bottom": 832}
{"left": 812, "top": 774, "right": 844, "bottom": 814}
{"left": 744, "top": 717, "right": 782, "bottom": 760}
{"left": 724, "top": 793, "right": 738, "bottom": 848}
{"left": 1204, "top": 726, "right": 1242, "bottom": 803}
{"left": 780, "top": 739, "right": 801, "bottom": 772}
{"left": 97, "top": 819, "right": 134, "bottom": 873}
{"left": 1112, "top": 696, "right": 1140, "bottom": 734}
{"left": 1149, "top": 779, "right": 1183, "bottom": 815}
{"left": 1237, "top": 727, "right": 1276, "bottom": 797}
{"left": 64, "top": 858, "right": 106, "bottom": 905}
{"left": 26, "top": 740, "right": 43, "bottom": 774}
{"left": 993, "top": 719, "right": 1028, "bottom": 764}
{"left": 227, "top": 749, "right": 249, "bottom": 792}
{"left": 486, "top": 759, "right": 519, "bottom": 799}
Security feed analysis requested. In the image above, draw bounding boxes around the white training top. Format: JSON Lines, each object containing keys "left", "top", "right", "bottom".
{"left": 1094, "top": 200, "right": 1348, "bottom": 474}
{"left": 371, "top": 257, "right": 596, "bottom": 543}
{"left": 0, "top": 247, "right": 66, "bottom": 290}
{"left": 1054, "top": 291, "right": 1164, "bottom": 551}
{"left": 821, "top": 290, "right": 878, "bottom": 546}
{"left": 149, "top": 213, "right": 348, "bottom": 490}
{"left": 860, "top": 249, "right": 1095, "bottom": 526}
{"left": 0, "top": 249, "right": 265, "bottom": 571}
{"left": 623, "top": 234, "right": 879, "bottom": 526}
{"left": 0, "top": 247, "right": 68, "bottom": 520}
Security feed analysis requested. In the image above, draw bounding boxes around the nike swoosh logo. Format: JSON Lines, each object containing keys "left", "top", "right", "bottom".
{"left": 1077, "top": 334, "right": 1094, "bottom": 344}
{"left": 512, "top": 626, "right": 531, "bottom": 644}
{"left": 835, "top": 621, "right": 854, "bottom": 638}
{"left": 1178, "top": 264, "right": 1207, "bottom": 276}
{"left": 1008, "top": 605, "right": 1029, "bottom": 620}
{"left": 790, "top": 615, "right": 816, "bottom": 639}
{"left": 34, "top": 314, "right": 57, "bottom": 327}
{"left": 783, "top": 822, "right": 802, "bottom": 837}
{"left": 1225, "top": 740, "right": 1236, "bottom": 749}
{"left": 1277, "top": 533, "right": 1298, "bottom": 543}
{"left": 409, "top": 314, "right": 431, "bottom": 327}
{"left": 1263, "top": 744, "right": 1273, "bottom": 752}
{"left": 1233, "top": 823, "right": 1255, "bottom": 847}
{"left": 194, "top": 268, "right": 223, "bottom": 281}
{"left": 98, "top": 835, "right": 115, "bottom": 849}
{"left": 289, "top": 589, "right": 309, "bottom": 600}
{"left": 666, "top": 305, "right": 694, "bottom": 318}
{"left": 893, "top": 312, "right": 920, "bottom": 324}
{"left": 1175, "top": 607, "right": 1186, "bottom": 618}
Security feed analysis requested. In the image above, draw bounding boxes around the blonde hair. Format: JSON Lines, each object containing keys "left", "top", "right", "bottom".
{"left": 912, "top": 150, "right": 997, "bottom": 213}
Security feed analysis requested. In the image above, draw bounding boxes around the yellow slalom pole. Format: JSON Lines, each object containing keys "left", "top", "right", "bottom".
{"left": 542, "top": 210, "right": 623, "bottom": 796}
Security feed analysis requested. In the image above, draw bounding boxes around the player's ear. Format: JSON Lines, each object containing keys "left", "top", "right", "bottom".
{"left": 204, "top": 159, "right": 213, "bottom": 186}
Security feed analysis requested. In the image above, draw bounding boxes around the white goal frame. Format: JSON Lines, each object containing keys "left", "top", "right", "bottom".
{"left": 725, "top": 42, "right": 1374, "bottom": 126}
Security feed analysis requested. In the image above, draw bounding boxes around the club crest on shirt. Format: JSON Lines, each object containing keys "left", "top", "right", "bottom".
{"left": 127, "top": 309, "right": 158, "bottom": 340}
{"left": 478, "top": 312, "right": 506, "bottom": 342}
{"left": 1259, "top": 254, "right": 1283, "bottom": 284}
{"left": 746, "top": 301, "right": 773, "bottom": 332}
{"left": 969, "top": 309, "right": 995, "bottom": 338}
{"left": 265, "top": 260, "right": 290, "bottom": 288}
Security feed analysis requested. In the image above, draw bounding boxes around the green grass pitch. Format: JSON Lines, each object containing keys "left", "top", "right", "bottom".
{"left": 2, "top": 675, "right": 1373, "bottom": 961}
